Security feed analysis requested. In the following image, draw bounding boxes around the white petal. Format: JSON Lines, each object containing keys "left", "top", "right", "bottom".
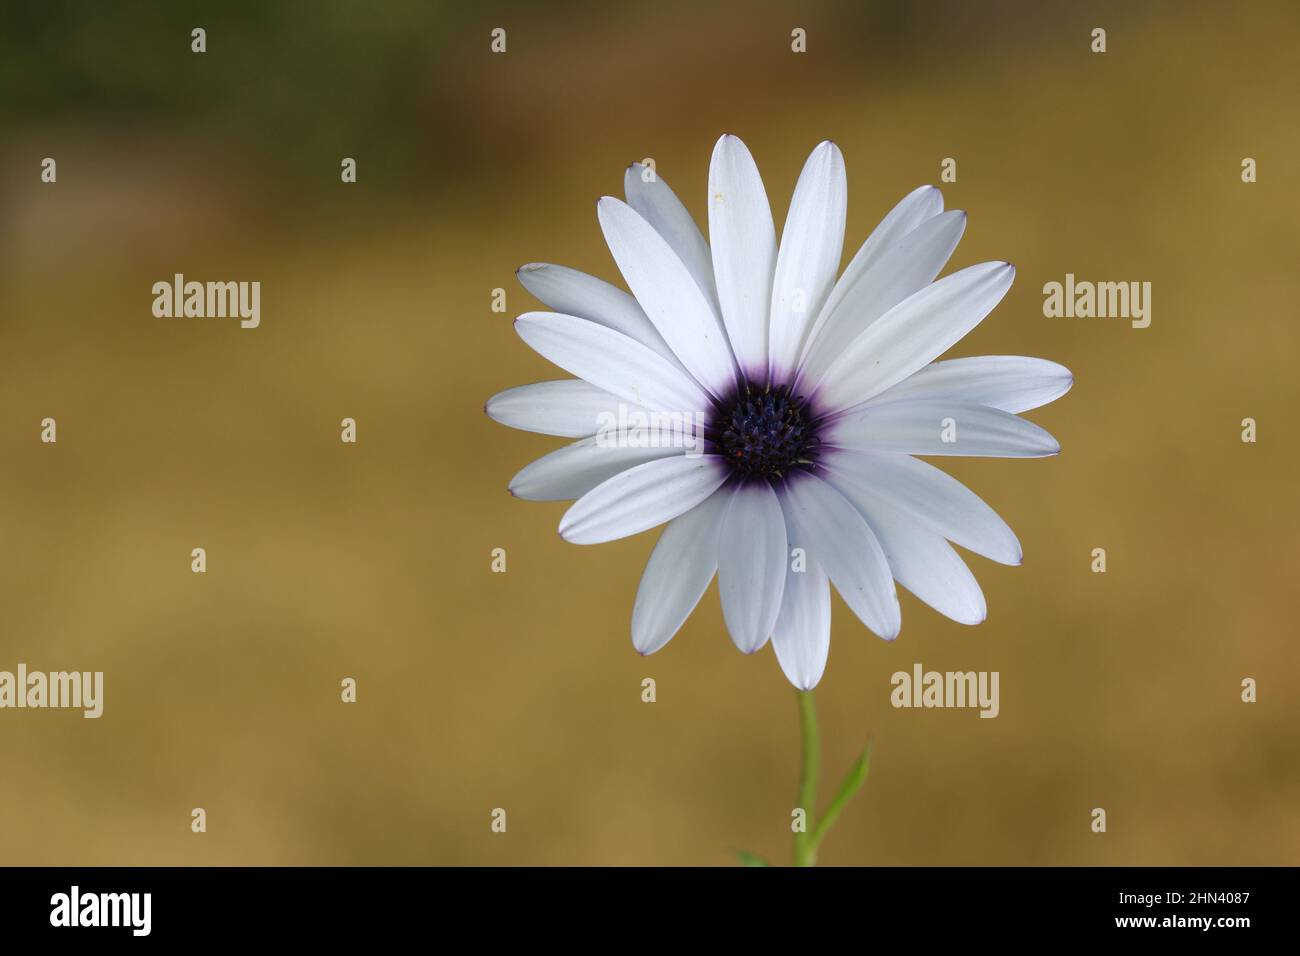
{"left": 797, "top": 210, "right": 966, "bottom": 388}
{"left": 597, "top": 197, "right": 736, "bottom": 396}
{"left": 631, "top": 491, "right": 729, "bottom": 655}
{"left": 780, "top": 473, "right": 900, "bottom": 639}
{"left": 821, "top": 450, "right": 1022, "bottom": 565}
{"left": 825, "top": 186, "right": 945, "bottom": 319}
{"left": 486, "top": 379, "right": 640, "bottom": 438}
{"left": 768, "top": 141, "right": 847, "bottom": 381}
{"left": 771, "top": 498, "right": 831, "bottom": 689}
{"left": 717, "top": 481, "right": 787, "bottom": 654}
{"left": 509, "top": 438, "right": 682, "bottom": 501}
{"left": 825, "top": 400, "right": 1060, "bottom": 457}
{"left": 624, "top": 164, "right": 719, "bottom": 310}
{"left": 516, "top": 263, "right": 682, "bottom": 370}
{"left": 794, "top": 186, "right": 942, "bottom": 374}
{"left": 814, "top": 261, "right": 1015, "bottom": 412}
{"left": 559, "top": 455, "right": 730, "bottom": 545}
{"left": 865, "top": 356, "right": 1074, "bottom": 414}
{"left": 515, "top": 311, "right": 710, "bottom": 415}
{"left": 828, "top": 478, "right": 985, "bottom": 625}
{"left": 708, "top": 134, "right": 777, "bottom": 377}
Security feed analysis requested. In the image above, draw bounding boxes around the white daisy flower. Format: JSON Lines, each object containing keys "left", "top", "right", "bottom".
{"left": 488, "top": 134, "right": 1071, "bottom": 690}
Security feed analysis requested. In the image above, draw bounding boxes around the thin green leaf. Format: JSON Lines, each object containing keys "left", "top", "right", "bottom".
{"left": 809, "top": 741, "right": 873, "bottom": 855}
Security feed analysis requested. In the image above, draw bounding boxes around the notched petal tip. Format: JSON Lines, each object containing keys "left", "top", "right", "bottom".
{"left": 962, "top": 598, "right": 989, "bottom": 626}
{"left": 595, "top": 195, "right": 632, "bottom": 225}
{"left": 557, "top": 512, "right": 591, "bottom": 544}
{"left": 713, "top": 132, "right": 748, "bottom": 155}
{"left": 632, "top": 627, "right": 662, "bottom": 656}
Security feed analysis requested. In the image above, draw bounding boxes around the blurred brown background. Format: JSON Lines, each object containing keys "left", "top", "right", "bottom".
{"left": 1, "top": 0, "right": 1297, "bottom": 865}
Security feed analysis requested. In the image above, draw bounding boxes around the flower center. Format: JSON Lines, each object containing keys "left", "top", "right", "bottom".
{"left": 713, "top": 382, "right": 821, "bottom": 482}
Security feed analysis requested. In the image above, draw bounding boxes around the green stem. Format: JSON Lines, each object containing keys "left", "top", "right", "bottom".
{"left": 793, "top": 690, "right": 819, "bottom": 867}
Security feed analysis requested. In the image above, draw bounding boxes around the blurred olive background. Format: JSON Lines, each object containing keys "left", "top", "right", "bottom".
{"left": 1, "top": 0, "right": 1297, "bottom": 866}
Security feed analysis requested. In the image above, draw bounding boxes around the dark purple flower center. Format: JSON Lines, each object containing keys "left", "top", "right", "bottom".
{"left": 712, "top": 381, "right": 821, "bottom": 482}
